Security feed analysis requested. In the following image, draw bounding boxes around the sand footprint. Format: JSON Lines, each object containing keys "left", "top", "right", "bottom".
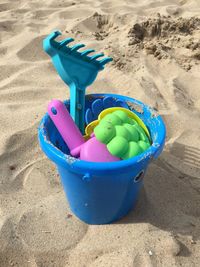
{"left": 173, "top": 77, "right": 195, "bottom": 109}
{"left": 0, "top": 47, "right": 7, "bottom": 56}
{"left": 49, "top": 0, "right": 76, "bottom": 8}
{"left": 22, "top": 159, "right": 61, "bottom": 196}
{"left": 0, "top": 2, "right": 19, "bottom": 12}
{"left": 27, "top": 22, "right": 46, "bottom": 33}
{"left": 8, "top": 158, "right": 61, "bottom": 197}
{"left": 17, "top": 195, "right": 88, "bottom": 252}
{"left": 17, "top": 35, "right": 48, "bottom": 62}
{"left": 29, "top": 9, "right": 60, "bottom": 20}
{"left": 164, "top": 139, "right": 200, "bottom": 180}
{"left": 73, "top": 13, "right": 116, "bottom": 35}
{"left": 0, "top": 63, "right": 30, "bottom": 88}
{"left": 0, "top": 125, "right": 41, "bottom": 193}
{"left": 101, "top": 4, "right": 135, "bottom": 14}
{"left": 139, "top": 76, "right": 168, "bottom": 110}
{"left": 59, "top": 8, "right": 94, "bottom": 20}
{"left": 0, "top": 218, "right": 37, "bottom": 267}
{"left": 88, "top": 250, "right": 135, "bottom": 267}
{"left": 0, "top": 20, "right": 22, "bottom": 39}
{"left": 0, "top": 62, "right": 61, "bottom": 92}
{"left": 173, "top": 74, "right": 200, "bottom": 110}
{"left": 0, "top": 20, "right": 18, "bottom": 32}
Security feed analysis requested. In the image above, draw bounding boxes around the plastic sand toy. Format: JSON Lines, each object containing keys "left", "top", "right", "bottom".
{"left": 38, "top": 31, "right": 166, "bottom": 224}
{"left": 43, "top": 30, "right": 112, "bottom": 134}
{"left": 85, "top": 106, "right": 150, "bottom": 138}
{"left": 93, "top": 109, "right": 151, "bottom": 159}
{"left": 48, "top": 99, "right": 120, "bottom": 162}
{"left": 48, "top": 100, "right": 150, "bottom": 162}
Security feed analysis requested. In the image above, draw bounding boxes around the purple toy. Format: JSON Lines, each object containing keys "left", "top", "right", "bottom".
{"left": 48, "top": 100, "right": 120, "bottom": 162}
{"left": 48, "top": 99, "right": 85, "bottom": 151}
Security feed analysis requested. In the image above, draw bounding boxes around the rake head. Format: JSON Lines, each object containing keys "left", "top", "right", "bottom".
{"left": 43, "top": 31, "right": 112, "bottom": 89}
{"left": 43, "top": 31, "right": 113, "bottom": 134}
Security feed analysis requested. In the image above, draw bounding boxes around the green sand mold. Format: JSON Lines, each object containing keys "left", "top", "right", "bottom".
{"left": 94, "top": 110, "right": 151, "bottom": 159}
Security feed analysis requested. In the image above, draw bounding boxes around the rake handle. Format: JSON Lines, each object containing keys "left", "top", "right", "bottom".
{"left": 69, "top": 83, "right": 86, "bottom": 134}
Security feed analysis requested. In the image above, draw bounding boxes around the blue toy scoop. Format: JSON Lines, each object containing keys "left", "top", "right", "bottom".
{"left": 43, "top": 31, "right": 113, "bottom": 133}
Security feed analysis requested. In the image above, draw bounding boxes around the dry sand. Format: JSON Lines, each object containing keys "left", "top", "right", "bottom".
{"left": 0, "top": 0, "right": 200, "bottom": 266}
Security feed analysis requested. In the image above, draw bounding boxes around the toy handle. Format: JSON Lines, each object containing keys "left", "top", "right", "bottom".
{"left": 48, "top": 99, "right": 85, "bottom": 151}
{"left": 69, "top": 83, "right": 86, "bottom": 135}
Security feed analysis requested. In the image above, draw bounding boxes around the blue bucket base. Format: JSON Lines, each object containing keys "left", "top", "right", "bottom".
{"left": 58, "top": 166, "right": 145, "bottom": 225}
{"left": 70, "top": 194, "right": 140, "bottom": 224}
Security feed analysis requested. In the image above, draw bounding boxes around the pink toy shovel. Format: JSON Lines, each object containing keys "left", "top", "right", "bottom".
{"left": 48, "top": 100, "right": 120, "bottom": 162}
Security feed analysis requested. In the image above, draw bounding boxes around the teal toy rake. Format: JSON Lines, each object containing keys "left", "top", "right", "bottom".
{"left": 43, "top": 31, "right": 112, "bottom": 133}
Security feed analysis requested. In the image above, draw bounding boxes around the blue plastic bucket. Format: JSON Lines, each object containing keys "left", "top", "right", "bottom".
{"left": 38, "top": 94, "right": 166, "bottom": 224}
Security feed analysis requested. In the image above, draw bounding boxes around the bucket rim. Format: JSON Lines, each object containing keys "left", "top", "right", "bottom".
{"left": 38, "top": 93, "right": 166, "bottom": 174}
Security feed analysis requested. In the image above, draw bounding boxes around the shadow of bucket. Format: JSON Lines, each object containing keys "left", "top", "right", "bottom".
{"left": 38, "top": 94, "right": 166, "bottom": 224}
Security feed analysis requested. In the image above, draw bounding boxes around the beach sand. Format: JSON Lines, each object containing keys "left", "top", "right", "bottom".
{"left": 0, "top": 0, "right": 200, "bottom": 266}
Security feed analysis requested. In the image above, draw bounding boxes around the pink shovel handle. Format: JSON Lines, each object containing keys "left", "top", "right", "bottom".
{"left": 48, "top": 100, "right": 85, "bottom": 151}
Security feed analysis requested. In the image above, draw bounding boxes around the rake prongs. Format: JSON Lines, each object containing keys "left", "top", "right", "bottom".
{"left": 81, "top": 49, "right": 95, "bottom": 56}
{"left": 90, "top": 53, "right": 104, "bottom": 60}
{"left": 99, "top": 57, "right": 113, "bottom": 66}
{"left": 70, "top": 43, "right": 85, "bottom": 52}
{"left": 43, "top": 30, "right": 61, "bottom": 55}
{"left": 59, "top": 37, "right": 74, "bottom": 47}
{"left": 44, "top": 31, "right": 113, "bottom": 69}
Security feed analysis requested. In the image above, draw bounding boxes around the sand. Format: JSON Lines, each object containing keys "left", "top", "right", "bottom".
{"left": 0, "top": 0, "right": 200, "bottom": 266}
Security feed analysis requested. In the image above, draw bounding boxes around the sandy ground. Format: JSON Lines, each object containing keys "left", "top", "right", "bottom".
{"left": 0, "top": 0, "right": 200, "bottom": 266}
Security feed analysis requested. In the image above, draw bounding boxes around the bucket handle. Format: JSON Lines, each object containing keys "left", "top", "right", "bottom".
{"left": 134, "top": 170, "right": 144, "bottom": 183}
{"left": 82, "top": 171, "right": 145, "bottom": 183}
{"left": 82, "top": 173, "right": 92, "bottom": 182}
